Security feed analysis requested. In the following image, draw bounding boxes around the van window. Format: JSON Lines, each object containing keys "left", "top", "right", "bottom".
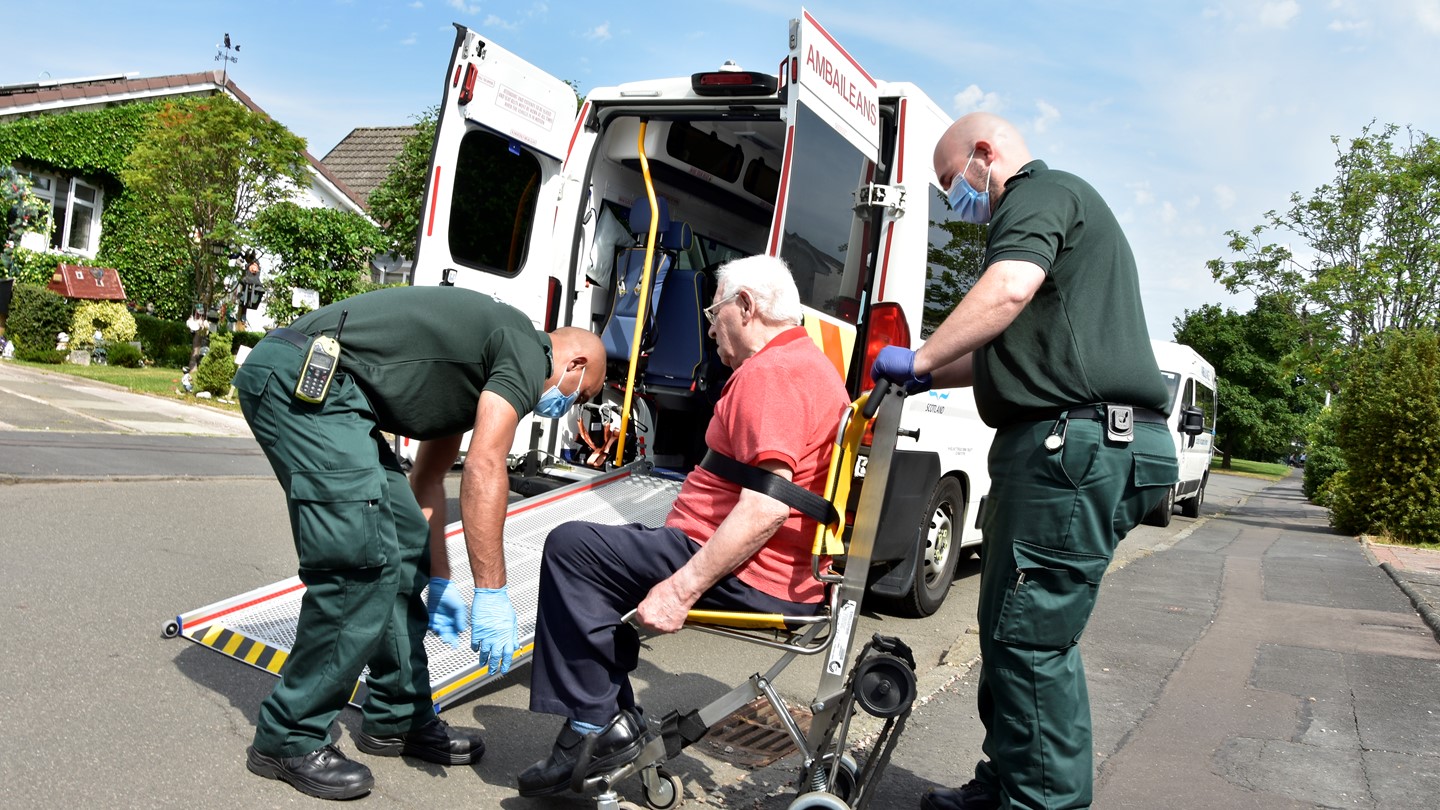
{"left": 1194, "top": 380, "right": 1217, "bottom": 430}
{"left": 778, "top": 104, "right": 875, "bottom": 320}
{"left": 922, "top": 187, "right": 987, "bottom": 338}
{"left": 448, "top": 128, "right": 543, "bottom": 277}
{"left": 1160, "top": 371, "right": 1181, "bottom": 412}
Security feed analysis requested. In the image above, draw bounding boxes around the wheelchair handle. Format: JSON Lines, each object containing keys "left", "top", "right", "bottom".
{"left": 863, "top": 379, "right": 892, "bottom": 419}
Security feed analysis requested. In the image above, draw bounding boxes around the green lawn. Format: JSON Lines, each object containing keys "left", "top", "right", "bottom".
{"left": 1211, "top": 457, "right": 1292, "bottom": 481}
{"left": 9, "top": 359, "right": 240, "bottom": 411}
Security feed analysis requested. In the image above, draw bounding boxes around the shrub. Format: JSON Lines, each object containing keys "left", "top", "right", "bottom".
{"left": 1328, "top": 330, "right": 1440, "bottom": 543}
{"left": 1302, "top": 406, "right": 1345, "bottom": 504}
{"left": 70, "top": 300, "right": 137, "bottom": 349}
{"left": 161, "top": 344, "right": 192, "bottom": 369}
{"left": 5, "top": 283, "right": 71, "bottom": 353}
{"left": 106, "top": 341, "right": 143, "bottom": 368}
{"left": 15, "top": 347, "right": 64, "bottom": 363}
{"left": 4, "top": 247, "right": 99, "bottom": 287}
{"left": 134, "top": 312, "right": 191, "bottom": 364}
{"left": 194, "top": 330, "right": 237, "bottom": 396}
{"left": 230, "top": 330, "right": 265, "bottom": 351}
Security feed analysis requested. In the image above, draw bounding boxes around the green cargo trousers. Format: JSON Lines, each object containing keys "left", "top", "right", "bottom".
{"left": 234, "top": 338, "right": 436, "bottom": 758}
{"left": 973, "top": 416, "right": 1177, "bottom": 809}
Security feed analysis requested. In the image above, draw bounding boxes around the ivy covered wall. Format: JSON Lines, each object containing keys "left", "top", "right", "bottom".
{"left": 1, "top": 100, "right": 197, "bottom": 318}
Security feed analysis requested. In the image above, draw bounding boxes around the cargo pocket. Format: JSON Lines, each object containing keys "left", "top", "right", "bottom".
{"left": 992, "top": 540, "right": 1111, "bottom": 650}
{"left": 1132, "top": 452, "right": 1179, "bottom": 489}
{"left": 289, "top": 467, "right": 388, "bottom": 570}
{"left": 233, "top": 366, "right": 279, "bottom": 448}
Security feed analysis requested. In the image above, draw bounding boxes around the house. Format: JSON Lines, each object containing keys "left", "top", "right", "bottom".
{"left": 322, "top": 125, "right": 418, "bottom": 285}
{"left": 0, "top": 70, "right": 368, "bottom": 263}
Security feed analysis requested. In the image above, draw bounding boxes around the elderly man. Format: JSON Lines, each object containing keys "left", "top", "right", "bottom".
{"left": 234, "top": 285, "right": 604, "bottom": 801}
{"left": 516, "top": 254, "right": 850, "bottom": 797}
{"left": 872, "top": 112, "right": 1177, "bottom": 810}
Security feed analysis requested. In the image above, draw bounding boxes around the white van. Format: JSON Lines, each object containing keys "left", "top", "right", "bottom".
{"left": 1144, "top": 340, "right": 1217, "bottom": 526}
{"left": 400, "top": 11, "right": 998, "bottom": 615}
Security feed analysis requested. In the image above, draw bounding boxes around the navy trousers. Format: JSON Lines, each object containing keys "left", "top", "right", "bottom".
{"left": 529, "top": 520, "right": 821, "bottom": 726}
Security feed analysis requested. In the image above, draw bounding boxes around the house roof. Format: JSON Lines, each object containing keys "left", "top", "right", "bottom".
{"left": 0, "top": 71, "right": 366, "bottom": 214}
{"left": 321, "top": 126, "right": 417, "bottom": 211}
{"left": 48, "top": 263, "right": 127, "bottom": 301}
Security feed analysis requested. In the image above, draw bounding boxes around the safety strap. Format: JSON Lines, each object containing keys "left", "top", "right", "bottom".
{"left": 699, "top": 450, "right": 839, "bottom": 525}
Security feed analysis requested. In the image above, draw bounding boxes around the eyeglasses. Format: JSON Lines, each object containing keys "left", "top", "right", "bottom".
{"left": 703, "top": 294, "right": 739, "bottom": 324}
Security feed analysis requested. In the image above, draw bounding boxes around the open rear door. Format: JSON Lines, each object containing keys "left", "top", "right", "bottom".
{"left": 412, "top": 25, "right": 578, "bottom": 319}
{"left": 768, "top": 9, "right": 884, "bottom": 386}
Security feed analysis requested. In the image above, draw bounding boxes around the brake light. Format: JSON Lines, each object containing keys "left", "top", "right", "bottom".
{"left": 544, "top": 277, "right": 561, "bottom": 332}
{"left": 860, "top": 302, "right": 910, "bottom": 393}
{"left": 691, "top": 70, "right": 779, "bottom": 97}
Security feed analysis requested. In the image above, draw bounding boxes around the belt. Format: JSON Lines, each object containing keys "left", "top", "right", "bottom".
{"left": 1065, "top": 404, "right": 1167, "bottom": 425}
{"left": 264, "top": 327, "right": 310, "bottom": 349}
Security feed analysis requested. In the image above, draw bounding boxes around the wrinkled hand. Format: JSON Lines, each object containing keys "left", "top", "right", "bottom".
{"left": 635, "top": 578, "right": 694, "bottom": 635}
{"left": 470, "top": 586, "right": 520, "bottom": 674}
{"left": 425, "top": 577, "right": 467, "bottom": 648}
{"left": 870, "top": 345, "right": 933, "bottom": 394}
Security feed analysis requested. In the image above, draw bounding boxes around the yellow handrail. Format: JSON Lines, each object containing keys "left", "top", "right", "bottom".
{"left": 614, "top": 120, "right": 660, "bottom": 466}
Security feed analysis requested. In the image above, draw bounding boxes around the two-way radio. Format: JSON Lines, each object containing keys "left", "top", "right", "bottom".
{"left": 294, "top": 310, "right": 348, "bottom": 404}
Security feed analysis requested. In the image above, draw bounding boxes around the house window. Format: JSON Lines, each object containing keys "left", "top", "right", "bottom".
{"left": 21, "top": 170, "right": 104, "bottom": 257}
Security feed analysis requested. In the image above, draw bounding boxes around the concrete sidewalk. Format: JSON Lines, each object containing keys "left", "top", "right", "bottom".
{"left": 1366, "top": 540, "right": 1440, "bottom": 645}
{"left": 741, "top": 473, "right": 1440, "bottom": 809}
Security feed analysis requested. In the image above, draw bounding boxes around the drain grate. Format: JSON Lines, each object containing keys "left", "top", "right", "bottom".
{"left": 703, "top": 697, "right": 812, "bottom": 768}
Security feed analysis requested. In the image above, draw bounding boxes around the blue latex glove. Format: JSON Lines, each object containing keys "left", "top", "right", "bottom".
{"left": 470, "top": 586, "right": 520, "bottom": 675}
{"left": 425, "top": 577, "right": 467, "bottom": 648}
{"left": 871, "top": 345, "right": 933, "bottom": 394}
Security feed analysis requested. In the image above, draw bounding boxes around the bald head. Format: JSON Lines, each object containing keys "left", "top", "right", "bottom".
{"left": 934, "top": 112, "right": 1033, "bottom": 206}
{"left": 545, "top": 326, "right": 606, "bottom": 405}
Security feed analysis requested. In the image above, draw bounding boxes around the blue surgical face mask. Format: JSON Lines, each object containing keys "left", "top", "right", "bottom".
{"left": 947, "top": 149, "right": 992, "bottom": 224}
{"left": 534, "top": 366, "right": 585, "bottom": 418}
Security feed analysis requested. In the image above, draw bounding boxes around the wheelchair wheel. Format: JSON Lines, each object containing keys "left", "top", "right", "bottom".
{"left": 853, "top": 652, "right": 917, "bottom": 718}
{"left": 641, "top": 767, "right": 683, "bottom": 810}
{"left": 788, "top": 791, "right": 850, "bottom": 810}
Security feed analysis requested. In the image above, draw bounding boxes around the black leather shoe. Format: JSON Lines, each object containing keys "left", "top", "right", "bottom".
{"left": 517, "top": 708, "right": 649, "bottom": 797}
{"left": 246, "top": 743, "right": 374, "bottom": 800}
{"left": 354, "top": 717, "right": 485, "bottom": 765}
{"left": 920, "top": 779, "right": 1000, "bottom": 810}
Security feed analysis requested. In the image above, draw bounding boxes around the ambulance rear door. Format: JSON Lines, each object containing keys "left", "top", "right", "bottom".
{"left": 412, "top": 24, "right": 581, "bottom": 324}
{"left": 770, "top": 9, "right": 888, "bottom": 389}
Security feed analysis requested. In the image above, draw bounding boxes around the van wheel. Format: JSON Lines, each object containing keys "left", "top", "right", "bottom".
{"left": 898, "top": 477, "right": 965, "bottom": 618}
{"left": 1180, "top": 474, "right": 1206, "bottom": 518}
{"left": 1144, "top": 486, "right": 1175, "bottom": 528}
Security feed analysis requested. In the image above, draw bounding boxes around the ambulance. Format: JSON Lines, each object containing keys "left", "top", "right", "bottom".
{"left": 402, "top": 9, "right": 996, "bottom": 616}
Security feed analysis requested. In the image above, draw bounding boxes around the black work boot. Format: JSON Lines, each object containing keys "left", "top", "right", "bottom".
{"left": 920, "top": 778, "right": 1001, "bottom": 810}
{"left": 246, "top": 743, "right": 374, "bottom": 800}
{"left": 517, "top": 708, "right": 649, "bottom": 797}
{"left": 355, "top": 716, "right": 485, "bottom": 765}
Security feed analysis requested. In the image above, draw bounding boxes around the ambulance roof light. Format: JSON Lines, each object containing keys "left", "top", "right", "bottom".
{"left": 691, "top": 69, "right": 778, "bottom": 97}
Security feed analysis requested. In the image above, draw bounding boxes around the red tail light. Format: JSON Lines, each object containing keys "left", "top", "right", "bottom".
{"left": 544, "top": 277, "right": 561, "bottom": 332}
{"left": 860, "top": 302, "right": 910, "bottom": 393}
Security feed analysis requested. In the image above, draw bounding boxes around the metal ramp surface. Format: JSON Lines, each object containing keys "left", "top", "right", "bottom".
{"left": 172, "top": 466, "right": 684, "bottom": 711}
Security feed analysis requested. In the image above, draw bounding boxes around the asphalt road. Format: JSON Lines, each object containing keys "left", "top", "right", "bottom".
{"left": 0, "top": 359, "right": 1259, "bottom": 808}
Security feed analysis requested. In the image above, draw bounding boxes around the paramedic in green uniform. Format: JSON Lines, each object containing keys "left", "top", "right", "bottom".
{"left": 234, "top": 285, "right": 605, "bottom": 801}
{"left": 872, "top": 112, "right": 1178, "bottom": 810}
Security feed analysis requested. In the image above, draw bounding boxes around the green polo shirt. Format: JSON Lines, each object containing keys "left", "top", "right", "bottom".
{"left": 290, "top": 286, "right": 551, "bottom": 439}
{"left": 973, "top": 160, "right": 1168, "bottom": 428}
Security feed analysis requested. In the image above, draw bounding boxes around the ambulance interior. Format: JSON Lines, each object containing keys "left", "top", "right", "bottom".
{"left": 571, "top": 109, "right": 880, "bottom": 472}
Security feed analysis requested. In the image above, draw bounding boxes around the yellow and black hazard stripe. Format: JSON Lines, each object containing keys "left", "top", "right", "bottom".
{"left": 185, "top": 623, "right": 290, "bottom": 675}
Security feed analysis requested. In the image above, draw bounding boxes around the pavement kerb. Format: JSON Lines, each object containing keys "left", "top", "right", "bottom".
{"left": 1378, "top": 561, "right": 1440, "bottom": 644}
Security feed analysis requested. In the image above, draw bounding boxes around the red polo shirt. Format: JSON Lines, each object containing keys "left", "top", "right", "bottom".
{"left": 666, "top": 327, "right": 849, "bottom": 603}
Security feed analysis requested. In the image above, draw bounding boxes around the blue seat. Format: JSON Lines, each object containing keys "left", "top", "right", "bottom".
{"left": 644, "top": 264, "right": 713, "bottom": 398}
{"left": 602, "top": 197, "right": 677, "bottom": 362}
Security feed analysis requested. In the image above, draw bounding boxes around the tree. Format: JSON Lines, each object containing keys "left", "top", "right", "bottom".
{"left": 366, "top": 107, "right": 437, "bottom": 262}
{"left": 922, "top": 191, "right": 987, "bottom": 338}
{"left": 1328, "top": 329, "right": 1440, "bottom": 543}
{"left": 120, "top": 95, "right": 309, "bottom": 366}
{"left": 1173, "top": 294, "right": 1324, "bottom": 466}
{"left": 1207, "top": 122, "right": 1440, "bottom": 391}
{"left": 251, "top": 201, "right": 386, "bottom": 324}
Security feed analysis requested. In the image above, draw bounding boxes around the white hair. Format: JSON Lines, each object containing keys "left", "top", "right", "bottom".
{"left": 715, "top": 255, "right": 803, "bottom": 326}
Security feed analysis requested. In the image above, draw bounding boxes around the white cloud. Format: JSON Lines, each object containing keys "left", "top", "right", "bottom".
{"left": 1214, "top": 184, "right": 1237, "bottom": 210}
{"left": 1327, "top": 17, "right": 1369, "bottom": 31}
{"left": 401, "top": 33, "right": 418, "bottom": 46}
{"left": 952, "top": 84, "right": 1000, "bottom": 115}
{"left": 1412, "top": 0, "right": 1440, "bottom": 33}
{"left": 408, "top": 1, "right": 423, "bottom": 8}
{"left": 585, "top": 22, "right": 612, "bottom": 42}
{"left": 1033, "top": 100, "right": 1060, "bottom": 134}
{"left": 1161, "top": 201, "right": 1179, "bottom": 224}
{"left": 1258, "top": 1, "right": 1301, "bottom": 28}
{"left": 447, "top": 0, "right": 480, "bottom": 15}
{"left": 1129, "top": 181, "right": 1156, "bottom": 206}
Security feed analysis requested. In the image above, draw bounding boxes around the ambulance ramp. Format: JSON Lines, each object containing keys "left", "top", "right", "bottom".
{"left": 171, "top": 466, "right": 684, "bottom": 711}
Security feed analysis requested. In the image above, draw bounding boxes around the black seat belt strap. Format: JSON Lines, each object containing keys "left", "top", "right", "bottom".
{"left": 699, "top": 450, "right": 839, "bottom": 525}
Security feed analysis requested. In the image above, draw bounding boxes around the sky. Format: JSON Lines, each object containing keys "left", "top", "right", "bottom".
{"left": 5, "top": 0, "right": 1440, "bottom": 340}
